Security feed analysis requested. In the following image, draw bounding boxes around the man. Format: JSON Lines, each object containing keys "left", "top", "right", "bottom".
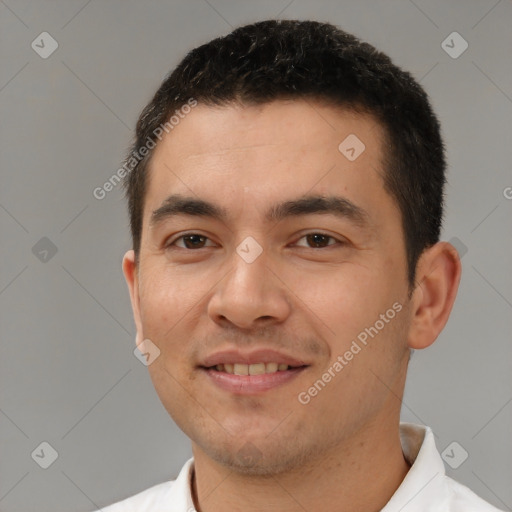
{"left": 96, "top": 20, "right": 502, "bottom": 511}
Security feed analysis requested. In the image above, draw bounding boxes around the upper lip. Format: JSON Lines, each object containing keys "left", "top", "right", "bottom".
{"left": 200, "top": 349, "right": 309, "bottom": 368}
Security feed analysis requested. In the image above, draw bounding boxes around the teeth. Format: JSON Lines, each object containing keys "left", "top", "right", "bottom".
{"left": 266, "top": 362, "right": 278, "bottom": 373}
{"left": 213, "top": 363, "right": 290, "bottom": 375}
{"left": 249, "top": 363, "right": 266, "bottom": 375}
{"left": 234, "top": 363, "right": 249, "bottom": 375}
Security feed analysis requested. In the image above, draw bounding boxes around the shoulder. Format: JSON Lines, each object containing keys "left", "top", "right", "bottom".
{"left": 90, "top": 480, "right": 176, "bottom": 512}
{"left": 444, "top": 475, "right": 505, "bottom": 512}
{"left": 395, "top": 423, "right": 504, "bottom": 512}
{"left": 89, "top": 457, "right": 195, "bottom": 511}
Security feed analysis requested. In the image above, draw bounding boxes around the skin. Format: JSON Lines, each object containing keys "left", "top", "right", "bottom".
{"left": 123, "top": 100, "right": 461, "bottom": 512}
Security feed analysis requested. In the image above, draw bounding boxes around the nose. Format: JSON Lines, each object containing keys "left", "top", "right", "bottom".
{"left": 207, "top": 245, "right": 291, "bottom": 330}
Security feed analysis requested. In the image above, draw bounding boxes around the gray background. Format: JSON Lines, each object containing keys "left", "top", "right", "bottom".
{"left": 1, "top": 1, "right": 511, "bottom": 511}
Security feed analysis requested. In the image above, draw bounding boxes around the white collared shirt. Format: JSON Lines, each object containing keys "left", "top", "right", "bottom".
{"left": 94, "top": 423, "right": 503, "bottom": 511}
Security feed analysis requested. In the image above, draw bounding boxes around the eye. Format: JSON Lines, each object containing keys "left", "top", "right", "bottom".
{"left": 166, "top": 233, "right": 216, "bottom": 249}
{"left": 294, "top": 233, "right": 341, "bottom": 248}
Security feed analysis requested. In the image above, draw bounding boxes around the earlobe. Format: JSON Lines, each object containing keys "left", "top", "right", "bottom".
{"left": 407, "top": 242, "right": 462, "bottom": 350}
{"left": 122, "top": 250, "right": 144, "bottom": 347}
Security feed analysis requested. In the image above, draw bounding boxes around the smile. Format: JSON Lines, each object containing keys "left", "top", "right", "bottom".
{"left": 201, "top": 364, "right": 308, "bottom": 394}
{"left": 211, "top": 362, "right": 293, "bottom": 375}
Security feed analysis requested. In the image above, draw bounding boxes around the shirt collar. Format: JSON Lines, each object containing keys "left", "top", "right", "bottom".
{"left": 381, "top": 423, "right": 448, "bottom": 511}
{"left": 167, "top": 457, "right": 196, "bottom": 511}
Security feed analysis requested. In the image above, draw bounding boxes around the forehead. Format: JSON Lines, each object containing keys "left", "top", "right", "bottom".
{"left": 144, "top": 100, "right": 395, "bottom": 228}
{"left": 151, "top": 100, "right": 382, "bottom": 165}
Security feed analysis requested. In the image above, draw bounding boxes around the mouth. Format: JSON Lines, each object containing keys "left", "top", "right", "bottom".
{"left": 206, "top": 362, "right": 302, "bottom": 375}
{"left": 199, "top": 361, "right": 309, "bottom": 394}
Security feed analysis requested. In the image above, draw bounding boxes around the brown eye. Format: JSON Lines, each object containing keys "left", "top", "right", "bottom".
{"left": 295, "top": 233, "right": 339, "bottom": 248}
{"left": 305, "top": 234, "right": 332, "bottom": 248}
{"left": 182, "top": 235, "right": 207, "bottom": 249}
{"left": 167, "top": 233, "right": 215, "bottom": 249}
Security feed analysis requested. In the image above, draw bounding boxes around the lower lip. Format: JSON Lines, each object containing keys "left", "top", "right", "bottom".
{"left": 201, "top": 367, "right": 307, "bottom": 394}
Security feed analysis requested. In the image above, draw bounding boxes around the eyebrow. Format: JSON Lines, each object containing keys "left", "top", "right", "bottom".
{"left": 266, "top": 195, "right": 370, "bottom": 227}
{"left": 150, "top": 195, "right": 228, "bottom": 227}
{"left": 150, "top": 194, "right": 371, "bottom": 228}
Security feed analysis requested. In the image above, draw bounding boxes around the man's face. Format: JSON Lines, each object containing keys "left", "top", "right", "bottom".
{"left": 124, "top": 100, "right": 413, "bottom": 474}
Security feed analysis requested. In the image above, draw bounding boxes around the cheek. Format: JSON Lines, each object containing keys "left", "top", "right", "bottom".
{"left": 137, "top": 264, "right": 204, "bottom": 347}
{"left": 286, "top": 263, "right": 378, "bottom": 336}
{"left": 141, "top": 254, "right": 211, "bottom": 299}
{"left": 287, "top": 259, "right": 406, "bottom": 372}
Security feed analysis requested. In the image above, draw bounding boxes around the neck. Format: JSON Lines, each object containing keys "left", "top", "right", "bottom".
{"left": 191, "top": 416, "right": 410, "bottom": 512}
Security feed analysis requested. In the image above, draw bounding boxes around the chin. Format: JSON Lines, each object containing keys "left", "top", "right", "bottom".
{"left": 199, "top": 436, "right": 317, "bottom": 477}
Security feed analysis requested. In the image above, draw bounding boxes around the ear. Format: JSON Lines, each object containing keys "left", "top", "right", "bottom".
{"left": 407, "top": 241, "right": 462, "bottom": 350}
{"left": 122, "top": 250, "right": 145, "bottom": 350}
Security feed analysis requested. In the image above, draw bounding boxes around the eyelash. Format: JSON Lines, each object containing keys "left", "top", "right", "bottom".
{"left": 165, "top": 232, "right": 344, "bottom": 250}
